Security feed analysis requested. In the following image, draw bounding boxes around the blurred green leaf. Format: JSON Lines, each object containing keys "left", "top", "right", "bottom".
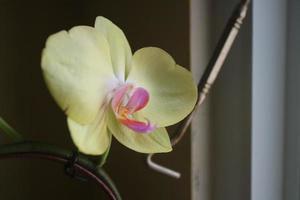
{"left": 0, "top": 117, "right": 23, "bottom": 142}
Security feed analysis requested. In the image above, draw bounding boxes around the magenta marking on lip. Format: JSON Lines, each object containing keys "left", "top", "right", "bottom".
{"left": 126, "top": 87, "right": 149, "bottom": 114}
{"left": 119, "top": 118, "right": 155, "bottom": 133}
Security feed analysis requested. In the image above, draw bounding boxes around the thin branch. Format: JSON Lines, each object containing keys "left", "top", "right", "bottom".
{"left": 147, "top": 0, "right": 251, "bottom": 178}
{"left": 147, "top": 154, "right": 180, "bottom": 179}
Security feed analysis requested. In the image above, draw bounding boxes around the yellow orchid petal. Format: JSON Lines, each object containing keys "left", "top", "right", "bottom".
{"left": 67, "top": 110, "right": 111, "bottom": 155}
{"left": 42, "top": 26, "right": 117, "bottom": 124}
{"left": 94, "top": 16, "right": 132, "bottom": 81}
{"left": 107, "top": 108, "right": 172, "bottom": 153}
{"left": 126, "top": 47, "right": 198, "bottom": 127}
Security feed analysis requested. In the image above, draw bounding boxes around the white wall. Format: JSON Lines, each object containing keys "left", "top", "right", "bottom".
{"left": 252, "top": 0, "right": 287, "bottom": 200}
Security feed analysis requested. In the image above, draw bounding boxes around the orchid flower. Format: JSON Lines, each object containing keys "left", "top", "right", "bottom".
{"left": 41, "top": 17, "right": 197, "bottom": 155}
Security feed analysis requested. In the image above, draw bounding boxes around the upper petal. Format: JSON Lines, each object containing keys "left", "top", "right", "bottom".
{"left": 41, "top": 26, "right": 117, "bottom": 124}
{"left": 67, "top": 108, "right": 111, "bottom": 155}
{"left": 126, "top": 47, "right": 197, "bottom": 127}
{"left": 95, "top": 16, "right": 132, "bottom": 81}
{"left": 107, "top": 108, "right": 172, "bottom": 153}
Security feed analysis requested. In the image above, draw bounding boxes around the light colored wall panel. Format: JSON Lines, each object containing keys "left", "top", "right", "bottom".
{"left": 252, "top": 1, "right": 287, "bottom": 200}
{"left": 190, "top": 0, "right": 212, "bottom": 200}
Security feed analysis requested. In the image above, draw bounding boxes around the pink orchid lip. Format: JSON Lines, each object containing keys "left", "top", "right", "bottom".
{"left": 111, "top": 84, "right": 155, "bottom": 133}
{"left": 119, "top": 118, "right": 155, "bottom": 133}
{"left": 111, "top": 84, "right": 133, "bottom": 113}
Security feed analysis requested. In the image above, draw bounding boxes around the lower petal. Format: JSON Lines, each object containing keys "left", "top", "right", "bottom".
{"left": 67, "top": 110, "right": 111, "bottom": 155}
{"left": 107, "top": 108, "right": 172, "bottom": 153}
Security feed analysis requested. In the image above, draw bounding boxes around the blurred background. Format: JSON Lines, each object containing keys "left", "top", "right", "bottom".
{"left": 1, "top": 0, "right": 299, "bottom": 200}
{"left": 0, "top": 0, "right": 190, "bottom": 199}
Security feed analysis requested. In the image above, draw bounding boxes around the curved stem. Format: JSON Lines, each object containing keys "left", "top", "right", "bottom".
{"left": 0, "top": 141, "right": 121, "bottom": 200}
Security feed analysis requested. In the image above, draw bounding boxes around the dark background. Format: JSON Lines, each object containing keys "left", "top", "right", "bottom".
{"left": 0, "top": 0, "right": 190, "bottom": 199}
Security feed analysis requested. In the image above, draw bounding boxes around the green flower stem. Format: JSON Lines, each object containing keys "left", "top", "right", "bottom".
{"left": 98, "top": 135, "right": 112, "bottom": 167}
{"left": 0, "top": 117, "right": 23, "bottom": 142}
{"left": 0, "top": 141, "right": 121, "bottom": 200}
